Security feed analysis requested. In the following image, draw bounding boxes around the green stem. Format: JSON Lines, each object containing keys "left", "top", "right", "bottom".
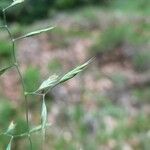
{"left": 2, "top": 9, "right": 32, "bottom": 149}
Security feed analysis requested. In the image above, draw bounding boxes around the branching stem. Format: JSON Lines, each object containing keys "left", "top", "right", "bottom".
{"left": 2, "top": 9, "right": 32, "bottom": 150}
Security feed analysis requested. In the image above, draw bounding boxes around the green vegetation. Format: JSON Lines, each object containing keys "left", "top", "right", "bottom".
{"left": 0, "top": 0, "right": 106, "bottom": 23}
{"left": 91, "top": 23, "right": 148, "bottom": 54}
{"left": 110, "top": 0, "right": 150, "bottom": 14}
{"left": 10, "top": 23, "right": 23, "bottom": 37}
{"left": 48, "top": 59, "right": 62, "bottom": 73}
{"left": 23, "top": 67, "right": 40, "bottom": 92}
{"left": 133, "top": 87, "right": 150, "bottom": 103}
{"left": 3, "top": 0, "right": 149, "bottom": 23}
{"left": 0, "top": 40, "right": 11, "bottom": 58}
{"left": 49, "top": 27, "right": 90, "bottom": 48}
{"left": 132, "top": 50, "right": 150, "bottom": 72}
{"left": 90, "top": 21, "right": 149, "bottom": 72}
{"left": 0, "top": 99, "right": 15, "bottom": 147}
{"left": 0, "top": 99, "right": 16, "bottom": 129}
{"left": 90, "top": 25, "right": 128, "bottom": 55}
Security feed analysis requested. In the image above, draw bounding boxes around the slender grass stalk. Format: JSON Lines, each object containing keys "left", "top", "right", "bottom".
{"left": 2, "top": 7, "right": 33, "bottom": 150}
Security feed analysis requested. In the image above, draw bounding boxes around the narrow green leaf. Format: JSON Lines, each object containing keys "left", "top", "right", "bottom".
{"left": 0, "top": 66, "right": 12, "bottom": 76}
{"left": 6, "top": 121, "right": 16, "bottom": 134}
{"left": 36, "top": 74, "right": 59, "bottom": 93}
{"left": 15, "top": 26, "right": 54, "bottom": 40}
{"left": 4, "top": 0, "right": 24, "bottom": 11}
{"left": 41, "top": 97, "right": 47, "bottom": 139}
{"left": 11, "top": 0, "right": 24, "bottom": 6}
{"left": 41, "top": 98, "right": 47, "bottom": 130}
{"left": 6, "top": 137, "right": 13, "bottom": 150}
{"left": 58, "top": 58, "right": 93, "bottom": 84}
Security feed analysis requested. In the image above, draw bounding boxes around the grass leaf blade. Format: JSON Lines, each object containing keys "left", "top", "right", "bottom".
{"left": 4, "top": 0, "right": 24, "bottom": 11}
{"left": 15, "top": 26, "right": 55, "bottom": 40}
{"left": 6, "top": 137, "right": 13, "bottom": 150}
{"left": 6, "top": 121, "right": 16, "bottom": 134}
{"left": 41, "top": 98, "right": 47, "bottom": 130}
{"left": 0, "top": 66, "right": 12, "bottom": 76}
{"left": 41, "top": 95, "right": 47, "bottom": 139}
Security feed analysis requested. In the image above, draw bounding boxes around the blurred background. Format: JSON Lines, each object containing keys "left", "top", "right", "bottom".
{"left": 0, "top": 0, "right": 150, "bottom": 149}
